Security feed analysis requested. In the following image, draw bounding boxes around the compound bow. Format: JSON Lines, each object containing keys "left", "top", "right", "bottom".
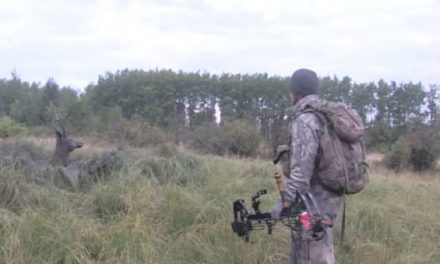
{"left": 231, "top": 172, "right": 334, "bottom": 242}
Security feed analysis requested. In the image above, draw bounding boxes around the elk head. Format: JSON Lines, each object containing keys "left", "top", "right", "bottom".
{"left": 50, "top": 119, "right": 83, "bottom": 167}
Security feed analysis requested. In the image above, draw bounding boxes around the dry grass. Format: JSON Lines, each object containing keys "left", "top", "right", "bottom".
{"left": 14, "top": 136, "right": 114, "bottom": 157}
{"left": 0, "top": 140, "right": 439, "bottom": 263}
{"left": 366, "top": 152, "right": 385, "bottom": 166}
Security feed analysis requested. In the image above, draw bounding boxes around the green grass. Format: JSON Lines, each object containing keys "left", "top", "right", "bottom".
{"left": 0, "top": 145, "right": 439, "bottom": 263}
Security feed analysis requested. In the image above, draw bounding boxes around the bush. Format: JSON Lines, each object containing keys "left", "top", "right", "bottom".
{"left": 223, "top": 120, "right": 264, "bottom": 157}
{"left": 78, "top": 151, "right": 125, "bottom": 190}
{"left": 191, "top": 123, "right": 228, "bottom": 155}
{"left": 191, "top": 120, "right": 266, "bottom": 157}
{"left": 87, "top": 106, "right": 125, "bottom": 134}
{"left": 0, "top": 116, "right": 26, "bottom": 138}
{"left": 365, "top": 121, "right": 395, "bottom": 152}
{"left": 385, "top": 125, "right": 440, "bottom": 171}
{"left": 405, "top": 126, "right": 440, "bottom": 171}
{"left": 107, "top": 118, "right": 170, "bottom": 148}
{"left": 385, "top": 138, "right": 410, "bottom": 171}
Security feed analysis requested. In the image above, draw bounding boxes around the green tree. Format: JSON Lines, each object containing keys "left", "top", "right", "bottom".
{"left": 42, "top": 78, "right": 61, "bottom": 107}
{"left": 9, "top": 83, "right": 45, "bottom": 126}
{"left": 320, "top": 76, "right": 352, "bottom": 103}
{"left": 0, "top": 73, "right": 28, "bottom": 116}
{"left": 391, "top": 82, "right": 425, "bottom": 127}
{"left": 0, "top": 116, "right": 26, "bottom": 138}
{"left": 425, "top": 84, "right": 439, "bottom": 127}
{"left": 375, "top": 79, "right": 393, "bottom": 124}
{"left": 351, "top": 82, "right": 376, "bottom": 124}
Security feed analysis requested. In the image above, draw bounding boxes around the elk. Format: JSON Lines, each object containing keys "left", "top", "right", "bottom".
{"left": 50, "top": 119, "right": 83, "bottom": 167}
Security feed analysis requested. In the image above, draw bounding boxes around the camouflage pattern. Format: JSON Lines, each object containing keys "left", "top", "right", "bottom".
{"left": 273, "top": 94, "right": 344, "bottom": 264}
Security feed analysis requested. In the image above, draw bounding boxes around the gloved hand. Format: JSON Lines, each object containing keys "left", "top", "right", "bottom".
{"left": 280, "top": 206, "right": 291, "bottom": 217}
{"left": 271, "top": 199, "right": 283, "bottom": 218}
{"left": 271, "top": 199, "right": 292, "bottom": 218}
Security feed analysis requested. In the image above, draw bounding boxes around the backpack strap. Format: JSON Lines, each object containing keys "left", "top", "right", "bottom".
{"left": 340, "top": 194, "right": 346, "bottom": 246}
{"left": 292, "top": 107, "right": 315, "bottom": 120}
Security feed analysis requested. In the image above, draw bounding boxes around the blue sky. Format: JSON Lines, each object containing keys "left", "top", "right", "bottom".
{"left": 0, "top": 0, "right": 439, "bottom": 90}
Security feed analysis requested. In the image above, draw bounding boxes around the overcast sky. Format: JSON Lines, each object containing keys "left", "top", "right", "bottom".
{"left": 1, "top": 0, "right": 439, "bottom": 90}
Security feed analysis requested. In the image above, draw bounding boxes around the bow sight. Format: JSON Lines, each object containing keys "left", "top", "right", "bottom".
{"left": 230, "top": 182, "right": 334, "bottom": 242}
{"left": 231, "top": 189, "right": 276, "bottom": 242}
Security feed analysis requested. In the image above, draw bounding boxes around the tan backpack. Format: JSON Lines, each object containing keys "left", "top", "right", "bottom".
{"left": 305, "top": 99, "right": 368, "bottom": 194}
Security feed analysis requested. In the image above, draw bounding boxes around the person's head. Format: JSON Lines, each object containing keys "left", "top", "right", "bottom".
{"left": 288, "top": 68, "right": 319, "bottom": 105}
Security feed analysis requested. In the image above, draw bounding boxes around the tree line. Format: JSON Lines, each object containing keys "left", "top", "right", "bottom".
{"left": 0, "top": 69, "right": 439, "bottom": 158}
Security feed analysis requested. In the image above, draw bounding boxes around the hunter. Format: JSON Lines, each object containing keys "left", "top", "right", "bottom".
{"left": 272, "top": 69, "right": 344, "bottom": 264}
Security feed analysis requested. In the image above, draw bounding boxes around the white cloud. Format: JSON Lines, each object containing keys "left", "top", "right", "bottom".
{"left": 0, "top": 0, "right": 438, "bottom": 89}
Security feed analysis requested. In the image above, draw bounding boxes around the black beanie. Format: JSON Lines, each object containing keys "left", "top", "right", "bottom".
{"left": 289, "top": 69, "right": 319, "bottom": 96}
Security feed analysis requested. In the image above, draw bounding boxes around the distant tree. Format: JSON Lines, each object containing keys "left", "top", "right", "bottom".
{"left": 391, "top": 82, "right": 425, "bottom": 127}
{"left": 425, "top": 84, "right": 439, "bottom": 127}
{"left": 42, "top": 78, "right": 61, "bottom": 108}
{"left": 320, "top": 76, "right": 339, "bottom": 101}
{"left": 338, "top": 76, "right": 352, "bottom": 103}
{"left": 0, "top": 73, "right": 28, "bottom": 116}
{"left": 1, "top": 69, "right": 435, "bottom": 157}
{"left": 9, "top": 83, "right": 45, "bottom": 126}
{"left": 374, "top": 80, "right": 390, "bottom": 124}
{"left": 351, "top": 82, "right": 376, "bottom": 124}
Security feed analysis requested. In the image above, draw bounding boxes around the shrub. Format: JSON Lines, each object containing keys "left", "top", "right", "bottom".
{"left": 385, "top": 138, "right": 410, "bottom": 172}
{"left": 191, "top": 123, "right": 227, "bottom": 155}
{"left": 0, "top": 116, "right": 26, "bottom": 138}
{"left": 365, "top": 121, "right": 395, "bottom": 152}
{"left": 86, "top": 106, "right": 125, "bottom": 134}
{"left": 223, "top": 120, "right": 264, "bottom": 157}
{"left": 191, "top": 120, "right": 267, "bottom": 157}
{"left": 78, "top": 151, "right": 125, "bottom": 190}
{"left": 385, "top": 125, "right": 440, "bottom": 171}
{"left": 107, "top": 118, "right": 170, "bottom": 148}
{"left": 405, "top": 126, "right": 440, "bottom": 171}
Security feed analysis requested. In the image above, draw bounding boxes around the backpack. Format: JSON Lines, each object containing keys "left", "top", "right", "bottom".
{"left": 304, "top": 99, "right": 368, "bottom": 194}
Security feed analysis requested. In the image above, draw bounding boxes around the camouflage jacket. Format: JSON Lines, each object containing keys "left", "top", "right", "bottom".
{"left": 284, "top": 94, "right": 322, "bottom": 203}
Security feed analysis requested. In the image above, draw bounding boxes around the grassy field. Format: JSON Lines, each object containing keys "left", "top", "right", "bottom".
{"left": 0, "top": 139, "right": 439, "bottom": 264}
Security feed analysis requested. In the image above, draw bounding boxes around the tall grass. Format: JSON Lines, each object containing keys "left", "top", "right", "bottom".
{"left": 0, "top": 144, "right": 439, "bottom": 263}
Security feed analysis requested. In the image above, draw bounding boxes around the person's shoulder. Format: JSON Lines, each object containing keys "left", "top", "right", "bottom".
{"left": 295, "top": 111, "right": 321, "bottom": 131}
